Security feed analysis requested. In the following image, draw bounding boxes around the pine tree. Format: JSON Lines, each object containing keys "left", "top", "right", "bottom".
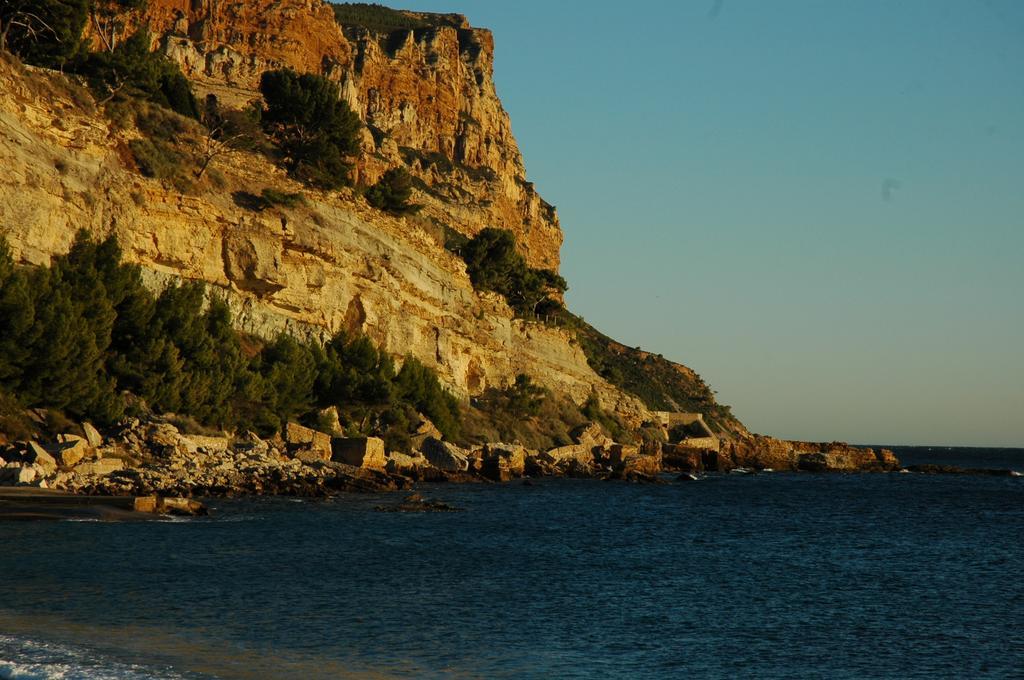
{"left": 365, "top": 168, "right": 418, "bottom": 215}
{"left": 260, "top": 69, "right": 362, "bottom": 189}
{"left": 0, "top": 0, "right": 89, "bottom": 68}
{"left": 0, "top": 238, "right": 35, "bottom": 390}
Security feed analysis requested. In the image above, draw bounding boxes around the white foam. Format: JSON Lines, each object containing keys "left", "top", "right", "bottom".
{"left": 0, "top": 635, "right": 186, "bottom": 680}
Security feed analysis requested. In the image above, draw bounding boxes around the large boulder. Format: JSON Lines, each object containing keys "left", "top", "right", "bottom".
{"left": 421, "top": 437, "right": 470, "bottom": 472}
{"left": 331, "top": 437, "right": 386, "bottom": 470}
{"left": 82, "top": 422, "right": 103, "bottom": 448}
{"left": 410, "top": 415, "right": 443, "bottom": 451}
{"left": 662, "top": 444, "right": 704, "bottom": 472}
{"left": 540, "top": 444, "right": 596, "bottom": 476}
{"left": 617, "top": 451, "right": 663, "bottom": 477}
{"left": 570, "top": 422, "right": 611, "bottom": 448}
{"left": 285, "top": 422, "right": 332, "bottom": 461}
{"left": 607, "top": 444, "right": 639, "bottom": 466}
{"left": 74, "top": 458, "right": 125, "bottom": 476}
{"left": 798, "top": 452, "right": 860, "bottom": 472}
{"left": 54, "top": 437, "right": 92, "bottom": 468}
{"left": 481, "top": 443, "right": 527, "bottom": 482}
{"left": 541, "top": 444, "right": 594, "bottom": 466}
{"left": 875, "top": 448, "right": 900, "bottom": 470}
{"left": 702, "top": 449, "right": 735, "bottom": 472}
{"left": 484, "top": 443, "right": 526, "bottom": 475}
{"left": 27, "top": 441, "right": 57, "bottom": 474}
{"left": 386, "top": 452, "right": 427, "bottom": 476}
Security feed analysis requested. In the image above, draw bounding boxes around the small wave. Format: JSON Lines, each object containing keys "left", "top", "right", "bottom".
{"left": 0, "top": 635, "right": 188, "bottom": 680}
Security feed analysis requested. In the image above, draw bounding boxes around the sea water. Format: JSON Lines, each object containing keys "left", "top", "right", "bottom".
{"left": 2, "top": 448, "right": 1022, "bottom": 679}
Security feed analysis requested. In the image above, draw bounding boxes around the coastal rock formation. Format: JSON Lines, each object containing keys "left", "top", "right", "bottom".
{"left": 0, "top": 54, "right": 651, "bottom": 425}
{"left": 111, "top": 0, "right": 562, "bottom": 271}
{"left": 662, "top": 436, "right": 900, "bottom": 473}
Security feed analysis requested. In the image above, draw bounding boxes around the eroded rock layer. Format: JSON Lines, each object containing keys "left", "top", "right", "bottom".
{"left": 0, "top": 56, "right": 650, "bottom": 426}
{"left": 115, "top": 0, "right": 562, "bottom": 271}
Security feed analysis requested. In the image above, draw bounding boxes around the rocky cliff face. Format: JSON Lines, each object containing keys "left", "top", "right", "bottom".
{"left": 0, "top": 3, "right": 745, "bottom": 438}
{"left": 0, "top": 54, "right": 649, "bottom": 427}
{"left": 118, "top": 0, "right": 562, "bottom": 271}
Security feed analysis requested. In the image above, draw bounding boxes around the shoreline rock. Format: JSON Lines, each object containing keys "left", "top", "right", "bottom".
{"left": 0, "top": 414, "right": 929, "bottom": 505}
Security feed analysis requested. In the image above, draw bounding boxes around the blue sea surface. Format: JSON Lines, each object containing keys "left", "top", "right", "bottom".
{"left": 2, "top": 448, "right": 1023, "bottom": 679}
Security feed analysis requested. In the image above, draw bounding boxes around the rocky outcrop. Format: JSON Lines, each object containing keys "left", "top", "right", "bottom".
{"left": 662, "top": 436, "right": 901, "bottom": 473}
{"left": 421, "top": 437, "right": 471, "bottom": 472}
{"left": 112, "top": 0, "right": 562, "bottom": 271}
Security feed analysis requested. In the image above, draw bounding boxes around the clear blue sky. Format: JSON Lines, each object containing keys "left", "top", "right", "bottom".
{"left": 393, "top": 0, "right": 1024, "bottom": 447}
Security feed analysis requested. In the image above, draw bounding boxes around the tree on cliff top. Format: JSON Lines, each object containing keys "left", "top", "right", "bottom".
{"left": 259, "top": 69, "right": 362, "bottom": 190}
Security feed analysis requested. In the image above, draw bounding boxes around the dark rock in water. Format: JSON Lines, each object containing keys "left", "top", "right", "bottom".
{"left": 374, "top": 493, "right": 463, "bottom": 513}
{"left": 905, "top": 465, "right": 1021, "bottom": 477}
{"left": 0, "top": 488, "right": 206, "bottom": 521}
{"left": 604, "top": 470, "right": 663, "bottom": 484}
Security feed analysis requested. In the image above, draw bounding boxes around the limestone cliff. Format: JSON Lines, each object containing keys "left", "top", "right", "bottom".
{"left": 0, "top": 3, "right": 744, "bottom": 438}
{"left": 0, "top": 54, "right": 650, "bottom": 428}
{"left": 111, "top": 0, "right": 562, "bottom": 271}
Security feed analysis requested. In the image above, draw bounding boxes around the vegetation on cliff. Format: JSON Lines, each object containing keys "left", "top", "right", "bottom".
{"left": 451, "top": 228, "right": 739, "bottom": 433}
{"left": 0, "top": 1, "right": 745, "bottom": 441}
{"left": 259, "top": 69, "right": 362, "bottom": 189}
{"left": 1, "top": 2, "right": 197, "bottom": 117}
{"left": 330, "top": 3, "right": 462, "bottom": 34}
{"left": 460, "top": 228, "right": 567, "bottom": 318}
{"left": 365, "top": 167, "right": 419, "bottom": 215}
{"left": 0, "top": 232, "right": 460, "bottom": 449}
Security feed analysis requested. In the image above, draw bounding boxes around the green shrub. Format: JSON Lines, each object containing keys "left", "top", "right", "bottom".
{"left": 261, "top": 188, "right": 305, "bottom": 208}
{"left": 461, "top": 228, "right": 567, "bottom": 317}
{"left": 259, "top": 69, "right": 362, "bottom": 189}
{"left": 0, "top": 231, "right": 463, "bottom": 440}
{"left": 364, "top": 167, "right": 418, "bottom": 215}
{"left": 330, "top": 3, "right": 461, "bottom": 34}
{"left": 393, "top": 356, "right": 460, "bottom": 439}
{"left": 82, "top": 28, "right": 199, "bottom": 119}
